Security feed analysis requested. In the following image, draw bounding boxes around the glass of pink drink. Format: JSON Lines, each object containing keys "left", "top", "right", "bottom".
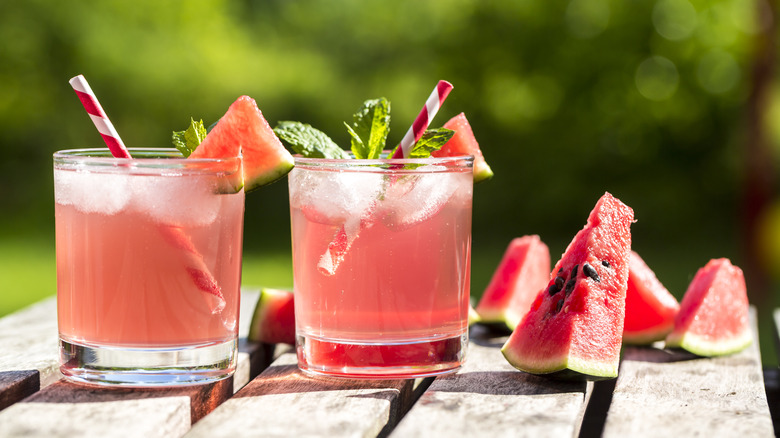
{"left": 54, "top": 148, "right": 245, "bottom": 386}
{"left": 289, "top": 154, "right": 474, "bottom": 378}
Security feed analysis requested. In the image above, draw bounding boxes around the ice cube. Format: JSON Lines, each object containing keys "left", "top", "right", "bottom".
{"left": 290, "top": 168, "right": 384, "bottom": 225}
{"left": 130, "top": 174, "right": 222, "bottom": 227}
{"left": 54, "top": 169, "right": 131, "bottom": 215}
{"left": 381, "top": 165, "right": 462, "bottom": 230}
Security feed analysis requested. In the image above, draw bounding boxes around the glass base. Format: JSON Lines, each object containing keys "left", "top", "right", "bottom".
{"left": 296, "top": 332, "right": 467, "bottom": 379}
{"left": 59, "top": 338, "right": 237, "bottom": 387}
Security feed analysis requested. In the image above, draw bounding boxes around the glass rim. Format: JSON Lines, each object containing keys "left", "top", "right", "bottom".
{"left": 293, "top": 153, "right": 474, "bottom": 170}
{"left": 53, "top": 148, "right": 241, "bottom": 165}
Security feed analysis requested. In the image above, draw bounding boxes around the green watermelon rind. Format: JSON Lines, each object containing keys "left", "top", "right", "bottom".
{"left": 500, "top": 193, "right": 633, "bottom": 381}
{"left": 468, "top": 305, "right": 481, "bottom": 327}
{"left": 500, "top": 347, "right": 619, "bottom": 379}
{"left": 248, "top": 288, "right": 293, "bottom": 344}
{"left": 244, "top": 157, "right": 294, "bottom": 192}
{"left": 622, "top": 321, "right": 675, "bottom": 346}
{"left": 665, "top": 329, "right": 752, "bottom": 357}
{"left": 476, "top": 302, "right": 531, "bottom": 331}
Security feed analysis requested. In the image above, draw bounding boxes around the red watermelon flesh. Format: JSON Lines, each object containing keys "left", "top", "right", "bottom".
{"left": 622, "top": 251, "right": 680, "bottom": 345}
{"left": 475, "top": 235, "right": 550, "bottom": 330}
{"left": 190, "top": 96, "right": 294, "bottom": 192}
{"left": 432, "top": 112, "right": 493, "bottom": 183}
{"left": 665, "top": 258, "right": 750, "bottom": 356}
{"left": 248, "top": 288, "right": 296, "bottom": 345}
{"left": 501, "top": 192, "right": 634, "bottom": 379}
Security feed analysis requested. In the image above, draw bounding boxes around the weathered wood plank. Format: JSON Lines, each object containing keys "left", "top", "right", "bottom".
{"left": 0, "top": 377, "right": 232, "bottom": 438}
{"left": 0, "top": 370, "right": 39, "bottom": 411}
{"left": 391, "top": 325, "right": 592, "bottom": 438}
{"left": 0, "top": 290, "right": 276, "bottom": 436}
{"left": 185, "top": 352, "right": 429, "bottom": 438}
{"left": 0, "top": 297, "right": 60, "bottom": 391}
{"left": 602, "top": 308, "right": 774, "bottom": 437}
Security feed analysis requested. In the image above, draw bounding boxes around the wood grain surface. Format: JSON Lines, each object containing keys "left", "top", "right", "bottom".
{"left": 602, "top": 308, "right": 774, "bottom": 437}
{"left": 391, "top": 325, "right": 592, "bottom": 438}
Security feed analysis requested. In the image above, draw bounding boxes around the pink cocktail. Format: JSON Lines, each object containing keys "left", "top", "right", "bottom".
{"left": 54, "top": 148, "right": 244, "bottom": 386}
{"left": 289, "top": 154, "right": 473, "bottom": 378}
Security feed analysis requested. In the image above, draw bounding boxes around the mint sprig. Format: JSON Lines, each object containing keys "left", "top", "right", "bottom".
{"left": 345, "top": 98, "right": 390, "bottom": 159}
{"left": 398, "top": 128, "right": 454, "bottom": 158}
{"left": 274, "top": 121, "right": 349, "bottom": 159}
{"left": 272, "top": 96, "right": 453, "bottom": 160}
{"left": 172, "top": 118, "right": 208, "bottom": 157}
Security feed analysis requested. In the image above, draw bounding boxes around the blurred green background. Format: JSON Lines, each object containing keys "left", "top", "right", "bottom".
{"left": 2, "top": 0, "right": 780, "bottom": 361}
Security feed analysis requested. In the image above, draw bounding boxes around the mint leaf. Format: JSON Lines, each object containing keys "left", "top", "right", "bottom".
{"left": 347, "top": 98, "right": 390, "bottom": 159}
{"left": 172, "top": 118, "right": 207, "bottom": 158}
{"left": 392, "top": 128, "right": 455, "bottom": 158}
{"left": 274, "top": 121, "right": 350, "bottom": 159}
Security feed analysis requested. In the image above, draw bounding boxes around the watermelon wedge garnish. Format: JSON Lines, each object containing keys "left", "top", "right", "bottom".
{"left": 190, "top": 95, "right": 295, "bottom": 191}
{"left": 248, "top": 288, "right": 296, "bottom": 345}
{"left": 432, "top": 112, "right": 493, "bottom": 183}
{"left": 501, "top": 192, "right": 634, "bottom": 379}
{"left": 622, "top": 251, "right": 680, "bottom": 344}
{"left": 475, "top": 235, "right": 550, "bottom": 330}
{"left": 665, "top": 258, "right": 751, "bottom": 356}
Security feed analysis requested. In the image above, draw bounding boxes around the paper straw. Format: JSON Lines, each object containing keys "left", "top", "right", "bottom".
{"left": 69, "top": 75, "right": 132, "bottom": 159}
{"left": 68, "top": 75, "right": 225, "bottom": 313}
{"left": 392, "top": 80, "right": 453, "bottom": 158}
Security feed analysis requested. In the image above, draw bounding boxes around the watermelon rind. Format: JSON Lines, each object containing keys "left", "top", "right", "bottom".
{"left": 434, "top": 112, "right": 493, "bottom": 183}
{"left": 501, "top": 347, "right": 619, "bottom": 380}
{"left": 665, "top": 330, "right": 752, "bottom": 357}
{"left": 622, "top": 251, "right": 679, "bottom": 345}
{"left": 664, "top": 258, "right": 751, "bottom": 357}
{"left": 623, "top": 326, "right": 675, "bottom": 346}
{"left": 501, "top": 192, "right": 634, "bottom": 380}
{"left": 191, "top": 96, "right": 295, "bottom": 193}
{"left": 476, "top": 235, "right": 550, "bottom": 331}
{"left": 248, "top": 288, "right": 295, "bottom": 345}
{"left": 468, "top": 304, "right": 481, "bottom": 327}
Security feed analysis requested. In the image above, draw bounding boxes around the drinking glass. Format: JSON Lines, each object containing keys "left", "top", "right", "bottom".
{"left": 54, "top": 148, "right": 244, "bottom": 386}
{"left": 289, "top": 154, "right": 473, "bottom": 378}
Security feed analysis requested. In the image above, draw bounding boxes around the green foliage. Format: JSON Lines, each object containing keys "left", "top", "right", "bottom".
{"left": 0, "top": 0, "right": 775, "bottom": 317}
{"left": 347, "top": 98, "right": 390, "bottom": 159}
{"left": 403, "top": 128, "right": 454, "bottom": 158}
{"left": 172, "top": 118, "right": 207, "bottom": 157}
{"left": 274, "top": 121, "right": 349, "bottom": 159}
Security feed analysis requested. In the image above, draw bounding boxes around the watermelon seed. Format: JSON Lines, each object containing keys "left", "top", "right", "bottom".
{"left": 555, "top": 298, "right": 564, "bottom": 313}
{"left": 583, "top": 263, "right": 600, "bottom": 282}
{"left": 561, "top": 265, "right": 577, "bottom": 295}
{"left": 564, "top": 279, "right": 576, "bottom": 296}
{"left": 549, "top": 276, "right": 565, "bottom": 295}
{"left": 601, "top": 260, "right": 611, "bottom": 268}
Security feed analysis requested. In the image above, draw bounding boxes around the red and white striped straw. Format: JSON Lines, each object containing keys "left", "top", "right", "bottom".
{"left": 69, "top": 75, "right": 132, "bottom": 159}
{"left": 67, "top": 74, "right": 226, "bottom": 314}
{"left": 392, "top": 80, "right": 453, "bottom": 158}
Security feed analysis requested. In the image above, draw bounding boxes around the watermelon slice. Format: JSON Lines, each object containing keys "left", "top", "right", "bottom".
{"left": 191, "top": 96, "right": 294, "bottom": 191}
{"left": 248, "top": 288, "right": 296, "bottom": 345}
{"left": 665, "top": 258, "right": 751, "bottom": 356}
{"left": 468, "top": 303, "right": 481, "bottom": 326}
{"left": 432, "top": 112, "right": 493, "bottom": 183}
{"left": 622, "top": 251, "right": 680, "bottom": 344}
{"left": 501, "top": 192, "right": 634, "bottom": 379}
{"left": 475, "top": 235, "right": 551, "bottom": 330}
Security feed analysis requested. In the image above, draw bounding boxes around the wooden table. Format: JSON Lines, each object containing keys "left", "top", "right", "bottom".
{"left": 0, "top": 290, "right": 776, "bottom": 437}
